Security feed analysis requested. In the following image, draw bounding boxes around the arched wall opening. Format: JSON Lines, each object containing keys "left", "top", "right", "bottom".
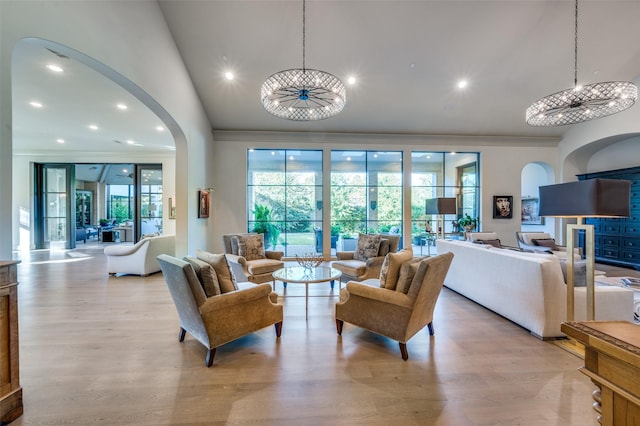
{"left": 521, "top": 161, "right": 555, "bottom": 236}
{"left": 11, "top": 38, "right": 189, "bottom": 254}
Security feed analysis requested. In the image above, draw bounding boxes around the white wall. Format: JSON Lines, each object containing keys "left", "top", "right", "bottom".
{"left": 1, "top": 1, "right": 213, "bottom": 258}
{"left": 211, "top": 131, "right": 560, "bottom": 249}
{"left": 520, "top": 162, "right": 554, "bottom": 235}
{"left": 587, "top": 136, "right": 640, "bottom": 173}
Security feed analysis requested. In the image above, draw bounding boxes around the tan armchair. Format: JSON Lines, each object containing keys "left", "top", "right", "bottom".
{"left": 335, "top": 252, "right": 454, "bottom": 360}
{"left": 332, "top": 233, "right": 401, "bottom": 283}
{"left": 157, "top": 254, "right": 283, "bottom": 367}
{"left": 222, "top": 233, "right": 285, "bottom": 285}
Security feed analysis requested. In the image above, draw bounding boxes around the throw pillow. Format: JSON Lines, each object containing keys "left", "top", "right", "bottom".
{"left": 559, "top": 259, "right": 587, "bottom": 287}
{"left": 236, "top": 234, "right": 266, "bottom": 261}
{"left": 184, "top": 256, "right": 222, "bottom": 296}
{"left": 479, "top": 239, "right": 502, "bottom": 248}
{"left": 395, "top": 258, "right": 422, "bottom": 294}
{"left": 379, "top": 248, "right": 414, "bottom": 290}
{"left": 354, "top": 233, "right": 382, "bottom": 261}
{"left": 196, "top": 249, "right": 238, "bottom": 293}
{"left": 378, "top": 239, "right": 390, "bottom": 257}
{"left": 230, "top": 236, "right": 240, "bottom": 255}
{"left": 533, "top": 238, "right": 558, "bottom": 250}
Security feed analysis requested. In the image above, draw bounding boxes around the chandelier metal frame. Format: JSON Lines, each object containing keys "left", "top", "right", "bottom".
{"left": 526, "top": 0, "right": 637, "bottom": 126}
{"left": 261, "top": 0, "right": 346, "bottom": 121}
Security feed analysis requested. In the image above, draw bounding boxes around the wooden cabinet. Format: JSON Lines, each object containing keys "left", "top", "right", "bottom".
{"left": 561, "top": 321, "right": 640, "bottom": 426}
{"left": 0, "top": 260, "right": 22, "bottom": 424}
{"left": 578, "top": 166, "right": 640, "bottom": 271}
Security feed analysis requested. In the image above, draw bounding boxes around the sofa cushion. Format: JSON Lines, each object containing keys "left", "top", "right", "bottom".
{"left": 184, "top": 256, "right": 222, "bottom": 296}
{"left": 196, "top": 249, "right": 238, "bottom": 293}
{"left": 235, "top": 234, "right": 266, "bottom": 261}
{"left": 379, "top": 248, "right": 414, "bottom": 290}
{"left": 354, "top": 233, "right": 382, "bottom": 261}
{"left": 333, "top": 260, "right": 367, "bottom": 278}
{"left": 246, "top": 258, "right": 285, "bottom": 275}
{"left": 559, "top": 259, "right": 587, "bottom": 287}
{"left": 533, "top": 238, "right": 558, "bottom": 250}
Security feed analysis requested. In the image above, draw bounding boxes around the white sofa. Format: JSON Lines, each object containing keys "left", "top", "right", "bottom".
{"left": 105, "top": 234, "right": 175, "bottom": 276}
{"left": 436, "top": 239, "right": 634, "bottom": 339}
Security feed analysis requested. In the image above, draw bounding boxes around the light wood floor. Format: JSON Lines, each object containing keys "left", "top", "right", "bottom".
{"left": 11, "top": 246, "right": 638, "bottom": 425}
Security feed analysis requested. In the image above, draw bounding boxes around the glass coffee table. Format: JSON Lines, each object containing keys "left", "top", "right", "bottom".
{"left": 272, "top": 266, "right": 342, "bottom": 320}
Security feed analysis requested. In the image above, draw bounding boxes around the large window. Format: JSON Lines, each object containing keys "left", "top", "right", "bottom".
{"left": 411, "top": 151, "right": 480, "bottom": 245}
{"left": 330, "top": 151, "right": 403, "bottom": 254}
{"left": 247, "top": 149, "right": 323, "bottom": 256}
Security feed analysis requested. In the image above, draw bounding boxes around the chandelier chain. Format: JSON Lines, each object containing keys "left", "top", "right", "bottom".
{"left": 302, "top": 0, "right": 306, "bottom": 72}
{"left": 574, "top": 0, "right": 578, "bottom": 87}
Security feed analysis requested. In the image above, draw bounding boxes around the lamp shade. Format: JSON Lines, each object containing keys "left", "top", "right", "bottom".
{"left": 539, "top": 178, "right": 630, "bottom": 218}
{"left": 425, "top": 198, "right": 457, "bottom": 215}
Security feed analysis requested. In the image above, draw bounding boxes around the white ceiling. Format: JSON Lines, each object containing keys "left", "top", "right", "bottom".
{"left": 11, "top": 0, "right": 640, "bottom": 157}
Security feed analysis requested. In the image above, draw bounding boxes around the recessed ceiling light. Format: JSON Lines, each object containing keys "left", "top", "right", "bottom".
{"left": 56, "top": 138, "right": 65, "bottom": 144}
{"left": 457, "top": 80, "right": 468, "bottom": 89}
{"left": 29, "top": 101, "right": 43, "bottom": 108}
{"left": 89, "top": 124, "right": 99, "bottom": 130}
{"left": 347, "top": 76, "right": 356, "bottom": 85}
{"left": 46, "top": 64, "right": 64, "bottom": 73}
{"left": 116, "top": 103, "right": 128, "bottom": 110}
{"left": 126, "top": 140, "right": 135, "bottom": 144}
{"left": 225, "top": 71, "right": 234, "bottom": 80}
{"left": 156, "top": 126, "right": 165, "bottom": 132}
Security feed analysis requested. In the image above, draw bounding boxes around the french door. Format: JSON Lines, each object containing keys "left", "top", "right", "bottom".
{"left": 34, "top": 163, "right": 74, "bottom": 249}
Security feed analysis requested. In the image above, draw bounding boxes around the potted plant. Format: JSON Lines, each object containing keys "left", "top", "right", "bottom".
{"left": 454, "top": 214, "right": 478, "bottom": 232}
{"left": 251, "top": 203, "right": 281, "bottom": 249}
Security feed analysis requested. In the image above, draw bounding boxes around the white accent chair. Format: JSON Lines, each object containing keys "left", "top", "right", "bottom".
{"left": 105, "top": 234, "right": 175, "bottom": 276}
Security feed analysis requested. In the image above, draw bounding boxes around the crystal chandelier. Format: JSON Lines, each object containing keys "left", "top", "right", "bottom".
{"left": 526, "top": 0, "right": 637, "bottom": 126}
{"left": 261, "top": 0, "right": 346, "bottom": 121}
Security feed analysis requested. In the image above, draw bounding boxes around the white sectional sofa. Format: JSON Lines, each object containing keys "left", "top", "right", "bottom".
{"left": 436, "top": 239, "right": 634, "bottom": 339}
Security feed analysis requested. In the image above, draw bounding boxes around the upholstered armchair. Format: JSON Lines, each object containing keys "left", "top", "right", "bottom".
{"left": 104, "top": 234, "right": 175, "bottom": 276}
{"left": 222, "top": 233, "right": 285, "bottom": 285}
{"left": 332, "top": 233, "right": 401, "bottom": 284}
{"left": 335, "top": 251, "right": 454, "bottom": 360}
{"left": 157, "top": 254, "right": 283, "bottom": 367}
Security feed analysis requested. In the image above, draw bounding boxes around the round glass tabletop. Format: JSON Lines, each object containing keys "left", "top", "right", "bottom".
{"left": 272, "top": 266, "right": 342, "bottom": 284}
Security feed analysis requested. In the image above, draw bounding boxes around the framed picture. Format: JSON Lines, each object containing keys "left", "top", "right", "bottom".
{"left": 493, "top": 195, "right": 513, "bottom": 219}
{"left": 168, "top": 197, "right": 176, "bottom": 219}
{"left": 198, "top": 190, "right": 210, "bottom": 218}
{"left": 521, "top": 197, "right": 544, "bottom": 225}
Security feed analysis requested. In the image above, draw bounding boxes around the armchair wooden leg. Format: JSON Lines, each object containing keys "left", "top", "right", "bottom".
{"left": 178, "top": 327, "right": 186, "bottom": 342}
{"left": 399, "top": 342, "right": 409, "bottom": 361}
{"left": 206, "top": 348, "right": 216, "bottom": 367}
{"left": 274, "top": 321, "right": 283, "bottom": 337}
{"left": 427, "top": 322, "right": 434, "bottom": 336}
{"left": 336, "top": 319, "right": 344, "bottom": 335}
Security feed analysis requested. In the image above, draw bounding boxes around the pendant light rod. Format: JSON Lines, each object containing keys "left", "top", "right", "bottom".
{"left": 302, "top": 0, "right": 306, "bottom": 72}
{"left": 525, "top": 0, "right": 637, "bottom": 126}
{"left": 573, "top": 0, "right": 578, "bottom": 87}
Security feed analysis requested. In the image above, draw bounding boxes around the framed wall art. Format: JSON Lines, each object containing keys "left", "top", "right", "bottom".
{"left": 168, "top": 197, "right": 176, "bottom": 219}
{"left": 493, "top": 195, "right": 513, "bottom": 219}
{"left": 198, "top": 190, "right": 210, "bottom": 218}
{"left": 521, "top": 197, "right": 544, "bottom": 225}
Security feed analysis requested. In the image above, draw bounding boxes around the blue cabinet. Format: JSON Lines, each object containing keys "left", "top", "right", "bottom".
{"left": 578, "top": 166, "right": 640, "bottom": 270}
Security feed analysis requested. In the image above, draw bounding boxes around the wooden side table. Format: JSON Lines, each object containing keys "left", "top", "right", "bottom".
{"left": 561, "top": 321, "right": 640, "bottom": 425}
{"left": 0, "top": 260, "right": 22, "bottom": 423}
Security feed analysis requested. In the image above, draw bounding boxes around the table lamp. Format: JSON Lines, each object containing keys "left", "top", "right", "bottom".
{"left": 425, "top": 197, "right": 457, "bottom": 240}
{"left": 539, "top": 178, "right": 630, "bottom": 321}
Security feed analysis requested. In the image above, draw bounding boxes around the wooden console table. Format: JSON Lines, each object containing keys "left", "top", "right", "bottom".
{"left": 0, "top": 260, "right": 22, "bottom": 424}
{"left": 561, "top": 321, "right": 640, "bottom": 425}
